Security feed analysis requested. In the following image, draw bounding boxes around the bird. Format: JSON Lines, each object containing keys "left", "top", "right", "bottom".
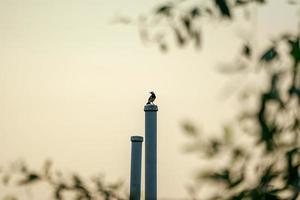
{"left": 147, "top": 91, "right": 156, "bottom": 105}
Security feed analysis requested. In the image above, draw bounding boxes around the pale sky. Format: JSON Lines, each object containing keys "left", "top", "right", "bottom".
{"left": 0, "top": 0, "right": 298, "bottom": 199}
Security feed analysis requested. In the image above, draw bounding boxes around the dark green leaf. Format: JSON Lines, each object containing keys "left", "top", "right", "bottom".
{"left": 73, "top": 174, "right": 82, "bottom": 188}
{"left": 156, "top": 4, "right": 173, "bottom": 16}
{"left": 190, "top": 7, "right": 200, "bottom": 18}
{"left": 235, "top": 0, "right": 249, "bottom": 6}
{"left": 54, "top": 184, "right": 66, "bottom": 200}
{"left": 288, "top": 38, "right": 300, "bottom": 62}
{"left": 182, "top": 16, "right": 192, "bottom": 35}
{"left": 242, "top": 44, "right": 251, "bottom": 58}
{"left": 259, "top": 46, "right": 278, "bottom": 63}
{"left": 255, "top": 0, "right": 266, "bottom": 4}
{"left": 201, "top": 169, "right": 230, "bottom": 183}
{"left": 205, "top": 139, "right": 222, "bottom": 157}
{"left": 214, "top": 0, "right": 231, "bottom": 18}
{"left": 19, "top": 173, "right": 40, "bottom": 185}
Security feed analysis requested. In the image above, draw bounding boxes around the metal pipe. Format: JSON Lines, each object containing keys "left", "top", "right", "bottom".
{"left": 144, "top": 104, "right": 158, "bottom": 200}
{"left": 130, "top": 136, "right": 143, "bottom": 200}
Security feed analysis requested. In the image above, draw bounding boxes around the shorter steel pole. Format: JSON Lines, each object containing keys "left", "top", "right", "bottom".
{"left": 130, "top": 136, "right": 143, "bottom": 200}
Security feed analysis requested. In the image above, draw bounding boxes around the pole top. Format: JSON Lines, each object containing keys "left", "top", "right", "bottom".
{"left": 131, "top": 136, "right": 144, "bottom": 142}
{"left": 144, "top": 104, "right": 158, "bottom": 112}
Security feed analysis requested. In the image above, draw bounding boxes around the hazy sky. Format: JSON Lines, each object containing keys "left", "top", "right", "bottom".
{"left": 0, "top": 0, "right": 298, "bottom": 199}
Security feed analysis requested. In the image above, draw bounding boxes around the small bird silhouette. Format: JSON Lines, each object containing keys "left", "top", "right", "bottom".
{"left": 147, "top": 91, "right": 156, "bottom": 105}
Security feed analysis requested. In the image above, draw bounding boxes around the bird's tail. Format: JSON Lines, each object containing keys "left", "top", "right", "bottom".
{"left": 146, "top": 101, "right": 151, "bottom": 105}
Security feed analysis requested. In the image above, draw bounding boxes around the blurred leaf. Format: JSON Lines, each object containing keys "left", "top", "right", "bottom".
{"left": 182, "top": 16, "right": 192, "bottom": 35}
{"left": 182, "top": 122, "right": 198, "bottom": 137}
{"left": 289, "top": 87, "right": 300, "bottom": 99}
{"left": 173, "top": 27, "right": 186, "bottom": 46}
{"left": 228, "top": 173, "right": 244, "bottom": 189}
{"left": 201, "top": 168, "right": 244, "bottom": 188}
{"left": 242, "top": 44, "right": 251, "bottom": 58}
{"left": 201, "top": 169, "right": 229, "bottom": 182}
{"left": 202, "top": 166, "right": 245, "bottom": 190}
{"left": 205, "top": 7, "right": 213, "bottom": 15}
{"left": 235, "top": 0, "right": 249, "bottom": 6}
{"left": 18, "top": 173, "right": 40, "bottom": 185}
{"left": 205, "top": 138, "right": 222, "bottom": 157}
{"left": 269, "top": 73, "right": 284, "bottom": 106}
{"left": 190, "top": 7, "right": 200, "bottom": 18}
{"left": 159, "top": 42, "right": 168, "bottom": 52}
{"left": 229, "top": 191, "right": 247, "bottom": 200}
{"left": 285, "top": 148, "right": 300, "bottom": 187}
{"left": 214, "top": 0, "right": 231, "bottom": 18}
{"left": 255, "top": 0, "right": 266, "bottom": 4}
{"left": 155, "top": 4, "right": 173, "bottom": 16}
{"left": 54, "top": 184, "right": 66, "bottom": 200}
{"left": 231, "top": 147, "right": 245, "bottom": 162}
{"left": 259, "top": 46, "right": 278, "bottom": 63}
{"left": 259, "top": 164, "right": 278, "bottom": 187}
{"left": 288, "top": 37, "right": 300, "bottom": 62}
{"left": 73, "top": 174, "right": 83, "bottom": 188}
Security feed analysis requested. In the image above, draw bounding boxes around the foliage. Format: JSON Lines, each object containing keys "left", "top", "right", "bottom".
{"left": 138, "top": 0, "right": 300, "bottom": 199}
{"left": 0, "top": 160, "right": 125, "bottom": 200}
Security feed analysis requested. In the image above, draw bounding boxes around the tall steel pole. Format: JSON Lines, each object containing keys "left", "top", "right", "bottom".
{"left": 130, "top": 136, "right": 143, "bottom": 200}
{"left": 144, "top": 104, "right": 158, "bottom": 200}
